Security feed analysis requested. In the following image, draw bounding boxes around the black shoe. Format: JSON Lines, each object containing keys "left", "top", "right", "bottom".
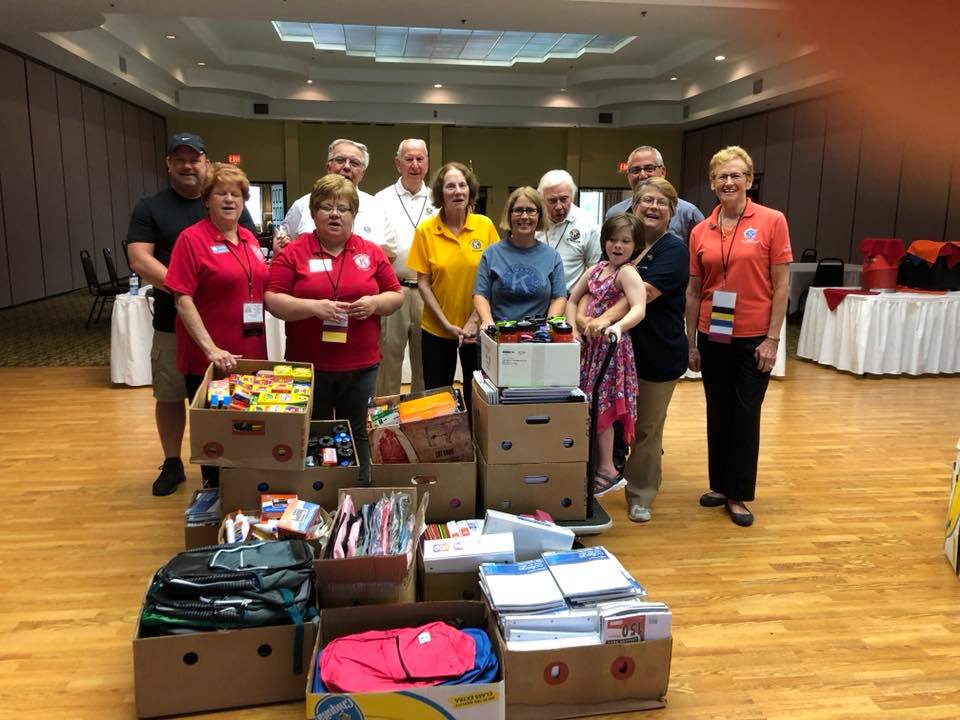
{"left": 699, "top": 492, "right": 726, "bottom": 508}
{"left": 726, "top": 502, "right": 754, "bottom": 527}
{"left": 152, "top": 458, "right": 186, "bottom": 496}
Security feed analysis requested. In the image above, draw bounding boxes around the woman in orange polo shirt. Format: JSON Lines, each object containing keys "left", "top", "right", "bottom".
{"left": 686, "top": 146, "right": 792, "bottom": 527}
{"left": 407, "top": 162, "right": 499, "bottom": 412}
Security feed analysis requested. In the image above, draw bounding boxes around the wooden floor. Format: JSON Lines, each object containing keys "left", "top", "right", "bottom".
{"left": 1, "top": 359, "right": 959, "bottom": 719}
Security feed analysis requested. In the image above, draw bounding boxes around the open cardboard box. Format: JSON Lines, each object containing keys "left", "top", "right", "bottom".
{"left": 188, "top": 359, "right": 313, "bottom": 471}
{"left": 221, "top": 419, "right": 362, "bottom": 512}
{"left": 478, "top": 446, "right": 586, "bottom": 521}
{"left": 133, "top": 591, "right": 317, "bottom": 718}
{"left": 472, "top": 378, "right": 589, "bottom": 464}
{"left": 369, "top": 386, "right": 473, "bottom": 463}
{"left": 313, "top": 486, "right": 427, "bottom": 608}
{"left": 418, "top": 545, "right": 483, "bottom": 602}
{"left": 372, "top": 449, "right": 477, "bottom": 523}
{"left": 305, "top": 601, "right": 504, "bottom": 720}
{"left": 489, "top": 606, "right": 671, "bottom": 719}
{"left": 479, "top": 329, "right": 581, "bottom": 388}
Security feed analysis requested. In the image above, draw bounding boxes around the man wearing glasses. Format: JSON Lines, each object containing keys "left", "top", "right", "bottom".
{"left": 605, "top": 145, "right": 703, "bottom": 242}
{"left": 276, "top": 138, "right": 396, "bottom": 260}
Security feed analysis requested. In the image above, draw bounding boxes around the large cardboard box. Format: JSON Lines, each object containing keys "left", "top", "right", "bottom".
{"left": 479, "top": 448, "right": 586, "bottom": 521}
{"left": 221, "top": 419, "right": 362, "bottom": 512}
{"left": 305, "top": 601, "right": 504, "bottom": 720}
{"left": 188, "top": 359, "right": 313, "bottom": 471}
{"left": 372, "top": 453, "right": 477, "bottom": 522}
{"left": 314, "top": 486, "right": 426, "bottom": 608}
{"left": 492, "top": 620, "right": 671, "bottom": 719}
{"left": 944, "top": 439, "right": 960, "bottom": 575}
{"left": 472, "top": 379, "right": 589, "bottom": 464}
{"left": 418, "top": 549, "right": 483, "bottom": 601}
{"left": 480, "top": 330, "right": 581, "bottom": 388}
{"left": 369, "top": 386, "right": 473, "bottom": 463}
{"left": 133, "top": 610, "right": 317, "bottom": 718}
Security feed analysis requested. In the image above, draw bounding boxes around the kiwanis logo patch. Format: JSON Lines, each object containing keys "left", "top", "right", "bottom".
{"left": 353, "top": 253, "right": 371, "bottom": 271}
{"left": 743, "top": 227, "right": 759, "bottom": 242}
{"left": 471, "top": 239, "right": 482, "bottom": 250}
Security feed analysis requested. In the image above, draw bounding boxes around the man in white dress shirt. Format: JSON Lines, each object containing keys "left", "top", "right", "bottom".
{"left": 373, "top": 139, "right": 433, "bottom": 395}
{"left": 276, "top": 138, "right": 396, "bottom": 260}
{"left": 535, "top": 170, "right": 601, "bottom": 293}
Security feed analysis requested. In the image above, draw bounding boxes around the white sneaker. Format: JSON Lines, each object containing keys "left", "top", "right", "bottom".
{"left": 628, "top": 504, "right": 651, "bottom": 523}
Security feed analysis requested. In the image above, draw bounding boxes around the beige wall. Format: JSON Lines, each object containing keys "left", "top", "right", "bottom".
{"left": 167, "top": 117, "right": 286, "bottom": 182}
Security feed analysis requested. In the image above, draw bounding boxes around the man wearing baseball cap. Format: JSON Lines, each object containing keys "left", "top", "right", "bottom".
{"left": 127, "top": 133, "right": 257, "bottom": 496}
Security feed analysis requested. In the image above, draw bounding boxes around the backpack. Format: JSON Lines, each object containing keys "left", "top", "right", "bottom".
{"left": 140, "top": 539, "right": 317, "bottom": 672}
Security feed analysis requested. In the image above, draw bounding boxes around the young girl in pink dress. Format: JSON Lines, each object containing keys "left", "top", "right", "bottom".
{"left": 566, "top": 214, "right": 647, "bottom": 497}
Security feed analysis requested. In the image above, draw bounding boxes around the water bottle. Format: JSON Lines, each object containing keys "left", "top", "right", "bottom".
{"left": 129, "top": 273, "right": 139, "bottom": 296}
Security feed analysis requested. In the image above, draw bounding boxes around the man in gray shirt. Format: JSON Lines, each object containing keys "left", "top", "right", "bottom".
{"left": 605, "top": 145, "right": 703, "bottom": 242}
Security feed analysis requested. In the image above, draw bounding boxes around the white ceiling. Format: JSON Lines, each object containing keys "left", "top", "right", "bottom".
{"left": 0, "top": 0, "right": 839, "bottom": 128}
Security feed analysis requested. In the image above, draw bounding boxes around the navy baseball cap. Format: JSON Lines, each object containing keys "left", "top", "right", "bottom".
{"left": 166, "top": 132, "right": 206, "bottom": 155}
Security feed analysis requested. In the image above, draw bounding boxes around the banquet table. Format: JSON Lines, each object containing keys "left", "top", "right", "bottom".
{"left": 797, "top": 286, "right": 960, "bottom": 375}
{"left": 788, "top": 262, "right": 862, "bottom": 315}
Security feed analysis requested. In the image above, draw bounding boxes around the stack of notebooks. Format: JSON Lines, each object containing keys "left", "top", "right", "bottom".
{"left": 184, "top": 489, "right": 221, "bottom": 526}
{"left": 472, "top": 371, "right": 587, "bottom": 405}
{"left": 480, "top": 546, "right": 671, "bottom": 650}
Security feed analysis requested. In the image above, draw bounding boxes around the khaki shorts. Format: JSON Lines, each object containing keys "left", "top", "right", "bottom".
{"left": 151, "top": 330, "right": 187, "bottom": 402}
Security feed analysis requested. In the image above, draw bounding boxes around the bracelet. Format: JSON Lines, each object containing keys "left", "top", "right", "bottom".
{"left": 766, "top": 336, "right": 780, "bottom": 342}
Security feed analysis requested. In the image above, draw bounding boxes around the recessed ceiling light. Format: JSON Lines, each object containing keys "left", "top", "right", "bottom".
{"left": 560, "top": 88, "right": 567, "bottom": 92}
{"left": 433, "top": 83, "right": 443, "bottom": 88}
{"left": 196, "top": 61, "right": 206, "bottom": 66}
{"left": 307, "top": 79, "right": 313, "bottom": 84}
{"left": 670, "top": 76, "right": 678, "bottom": 81}
{"left": 714, "top": 55, "right": 726, "bottom": 61}
{"left": 165, "top": 34, "right": 177, "bottom": 40}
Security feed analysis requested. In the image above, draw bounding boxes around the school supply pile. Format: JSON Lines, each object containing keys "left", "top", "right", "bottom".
{"left": 325, "top": 491, "right": 417, "bottom": 559}
{"left": 485, "top": 316, "right": 576, "bottom": 344}
{"left": 217, "top": 494, "right": 330, "bottom": 544}
{"left": 305, "top": 423, "right": 357, "bottom": 467}
{"left": 422, "top": 532, "right": 515, "bottom": 573}
{"left": 368, "top": 387, "right": 460, "bottom": 429}
{"left": 368, "top": 387, "right": 473, "bottom": 464}
{"left": 204, "top": 364, "right": 312, "bottom": 412}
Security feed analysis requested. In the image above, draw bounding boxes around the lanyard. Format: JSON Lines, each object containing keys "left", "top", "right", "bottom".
{"left": 223, "top": 236, "right": 254, "bottom": 299}
{"left": 718, "top": 206, "right": 745, "bottom": 285}
{"left": 315, "top": 232, "right": 348, "bottom": 301}
{"left": 395, "top": 187, "right": 428, "bottom": 230}
{"left": 551, "top": 220, "right": 572, "bottom": 250}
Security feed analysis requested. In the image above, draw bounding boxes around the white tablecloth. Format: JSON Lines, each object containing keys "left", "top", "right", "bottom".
{"left": 797, "top": 287, "right": 960, "bottom": 375}
{"left": 683, "top": 317, "right": 787, "bottom": 379}
{"left": 789, "top": 262, "right": 862, "bottom": 315}
{"left": 110, "top": 290, "right": 155, "bottom": 386}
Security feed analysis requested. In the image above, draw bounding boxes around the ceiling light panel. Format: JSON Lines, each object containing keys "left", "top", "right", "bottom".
{"left": 273, "top": 21, "right": 635, "bottom": 66}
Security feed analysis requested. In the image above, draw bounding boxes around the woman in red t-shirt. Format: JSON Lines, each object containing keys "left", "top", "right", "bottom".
{"left": 686, "top": 146, "right": 792, "bottom": 528}
{"left": 265, "top": 174, "right": 402, "bottom": 481}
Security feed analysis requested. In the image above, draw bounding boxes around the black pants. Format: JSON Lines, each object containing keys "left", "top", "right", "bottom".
{"left": 697, "top": 333, "right": 770, "bottom": 502}
{"left": 421, "top": 330, "right": 479, "bottom": 419}
{"left": 185, "top": 374, "right": 219, "bottom": 487}
{"left": 312, "top": 364, "right": 379, "bottom": 483}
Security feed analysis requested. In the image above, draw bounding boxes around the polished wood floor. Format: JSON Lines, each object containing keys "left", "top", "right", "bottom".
{"left": 1, "top": 359, "right": 959, "bottom": 719}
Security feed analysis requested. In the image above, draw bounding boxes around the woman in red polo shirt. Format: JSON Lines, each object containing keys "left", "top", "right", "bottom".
{"left": 686, "top": 146, "right": 792, "bottom": 528}
{"left": 265, "top": 174, "right": 403, "bottom": 482}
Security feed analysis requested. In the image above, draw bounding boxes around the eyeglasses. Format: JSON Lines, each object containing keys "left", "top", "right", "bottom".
{"left": 635, "top": 196, "right": 671, "bottom": 209}
{"left": 627, "top": 164, "right": 662, "bottom": 175}
{"left": 330, "top": 155, "right": 365, "bottom": 169}
{"left": 714, "top": 172, "right": 748, "bottom": 182}
{"left": 511, "top": 207, "right": 539, "bottom": 216}
{"left": 316, "top": 203, "right": 353, "bottom": 215}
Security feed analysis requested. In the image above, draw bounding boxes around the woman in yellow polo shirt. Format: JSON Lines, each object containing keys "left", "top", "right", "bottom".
{"left": 407, "top": 162, "right": 500, "bottom": 410}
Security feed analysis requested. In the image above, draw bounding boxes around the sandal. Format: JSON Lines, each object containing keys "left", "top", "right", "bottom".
{"left": 592, "top": 470, "right": 627, "bottom": 498}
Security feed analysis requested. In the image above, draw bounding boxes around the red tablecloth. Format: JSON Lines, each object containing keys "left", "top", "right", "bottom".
{"left": 906, "top": 240, "right": 960, "bottom": 268}
{"left": 823, "top": 288, "right": 879, "bottom": 311}
{"left": 860, "top": 237, "right": 905, "bottom": 265}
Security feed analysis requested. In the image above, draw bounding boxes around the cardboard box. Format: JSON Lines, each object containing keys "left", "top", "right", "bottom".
{"left": 133, "top": 609, "right": 317, "bottom": 718}
{"left": 422, "top": 570, "right": 484, "bottom": 602}
{"left": 189, "top": 359, "right": 313, "bottom": 470}
{"left": 472, "top": 379, "right": 589, "bottom": 464}
{"left": 220, "top": 419, "right": 362, "bottom": 512}
{"left": 305, "top": 601, "right": 504, "bottom": 720}
{"left": 480, "top": 330, "right": 581, "bottom": 388}
{"left": 371, "top": 453, "right": 477, "bottom": 523}
{"left": 183, "top": 519, "right": 220, "bottom": 550}
{"left": 314, "top": 486, "right": 427, "bottom": 608}
{"left": 944, "top": 439, "right": 960, "bottom": 575}
{"left": 369, "top": 386, "right": 473, "bottom": 463}
{"left": 479, "top": 449, "right": 586, "bottom": 521}
{"left": 492, "top": 619, "right": 671, "bottom": 719}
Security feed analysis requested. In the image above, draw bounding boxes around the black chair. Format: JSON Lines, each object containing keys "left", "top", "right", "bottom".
{"left": 800, "top": 247, "right": 817, "bottom": 262}
{"left": 102, "top": 247, "right": 130, "bottom": 291}
{"left": 812, "top": 257, "right": 845, "bottom": 287}
{"left": 80, "top": 249, "right": 122, "bottom": 328}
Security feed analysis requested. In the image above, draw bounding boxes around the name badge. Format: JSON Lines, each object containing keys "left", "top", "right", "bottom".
{"left": 243, "top": 302, "right": 265, "bottom": 337}
{"left": 708, "top": 290, "right": 736, "bottom": 344}
{"left": 322, "top": 314, "right": 349, "bottom": 344}
{"left": 210, "top": 244, "right": 229, "bottom": 254}
{"left": 309, "top": 258, "right": 332, "bottom": 273}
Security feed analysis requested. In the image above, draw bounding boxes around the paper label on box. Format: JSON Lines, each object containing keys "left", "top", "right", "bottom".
{"left": 603, "top": 614, "right": 646, "bottom": 644}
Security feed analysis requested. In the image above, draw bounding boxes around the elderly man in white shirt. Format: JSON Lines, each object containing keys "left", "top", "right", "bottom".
{"left": 373, "top": 138, "right": 433, "bottom": 395}
{"left": 276, "top": 138, "right": 396, "bottom": 260}
{"left": 535, "top": 169, "right": 601, "bottom": 293}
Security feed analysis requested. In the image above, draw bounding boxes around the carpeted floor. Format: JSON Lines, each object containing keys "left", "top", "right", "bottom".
{"left": 0, "top": 289, "right": 112, "bottom": 366}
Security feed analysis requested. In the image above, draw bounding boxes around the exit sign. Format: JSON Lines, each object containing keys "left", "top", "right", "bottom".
{"left": 618, "top": 162, "right": 629, "bottom": 172}
{"left": 227, "top": 153, "right": 241, "bottom": 164}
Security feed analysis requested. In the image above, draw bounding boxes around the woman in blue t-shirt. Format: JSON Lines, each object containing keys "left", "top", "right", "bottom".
{"left": 580, "top": 177, "right": 689, "bottom": 523}
{"left": 473, "top": 187, "right": 567, "bottom": 328}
